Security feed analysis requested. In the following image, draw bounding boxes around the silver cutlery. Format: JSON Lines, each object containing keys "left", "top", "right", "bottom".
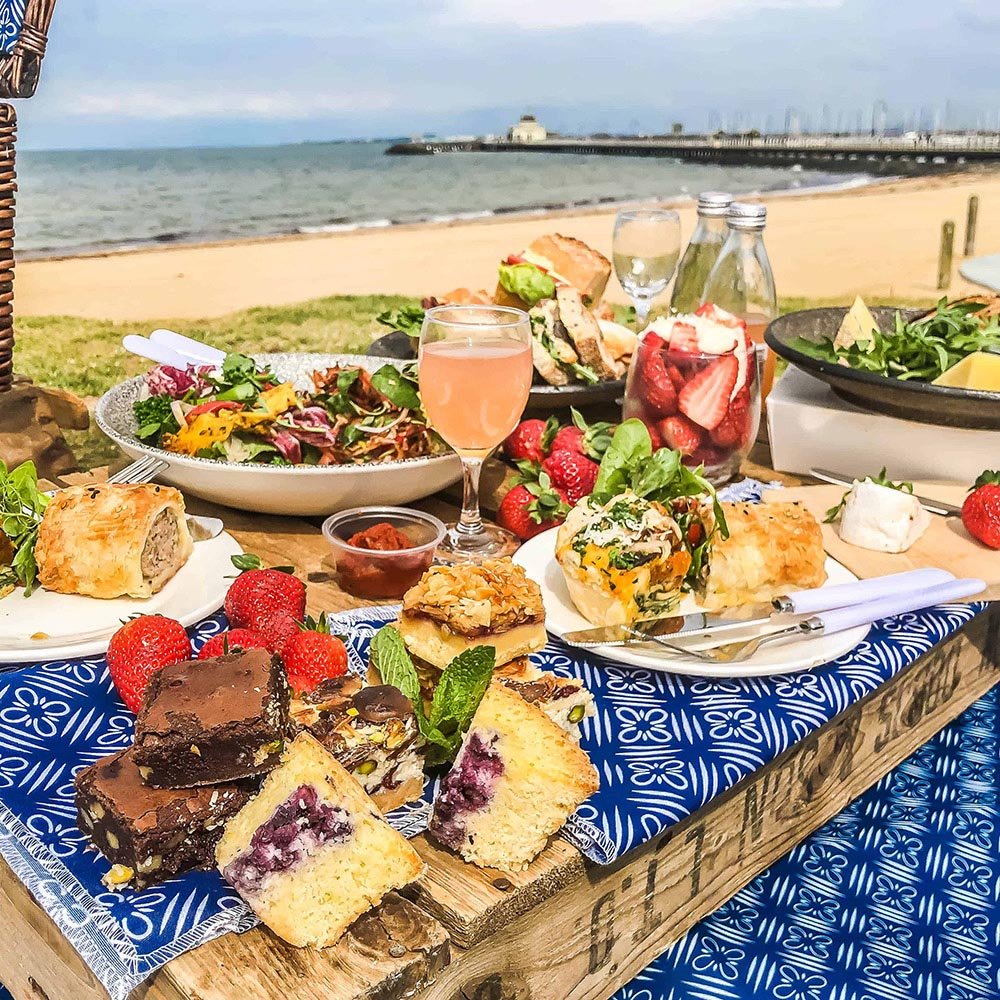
{"left": 810, "top": 468, "right": 962, "bottom": 518}
{"left": 635, "top": 576, "right": 985, "bottom": 664}
{"left": 563, "top": 568, "right": 955, "bottom": 648}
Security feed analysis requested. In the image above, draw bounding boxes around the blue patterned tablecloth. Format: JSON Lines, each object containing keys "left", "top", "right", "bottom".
{"left": 614, "top": 684, "right": 1000, "bottom": 1000}
{"left": 0, "top": 0, "right": 24, "bottom": 53}
{"left": 0, "top": 595, "right": 988, "bottom": 998}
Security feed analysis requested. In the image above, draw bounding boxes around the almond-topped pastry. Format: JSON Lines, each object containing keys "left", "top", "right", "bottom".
{"left": 216, "top": 732, "right": 425, "bottom": 948}
{"left": 702, "top": 502, "right": 827, "bottom": 611}
{"left": 399, "top": 558, "right": 547, "bottom": 670}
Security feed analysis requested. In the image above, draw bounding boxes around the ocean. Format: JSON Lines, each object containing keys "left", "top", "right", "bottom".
{"left": 15, "top": 141, "right": 871, "bottom": 259}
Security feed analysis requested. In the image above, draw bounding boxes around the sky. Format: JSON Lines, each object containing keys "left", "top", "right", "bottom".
{"left": 14, "top": 0, "right": 1000, "bottom": 151}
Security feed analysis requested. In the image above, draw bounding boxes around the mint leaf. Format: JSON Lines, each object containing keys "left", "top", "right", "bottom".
{"left": 425, "top": 645, "right": 496, "bottom": 765}
{"left": 368, "top": 625, "right": 423, "bottom": 710}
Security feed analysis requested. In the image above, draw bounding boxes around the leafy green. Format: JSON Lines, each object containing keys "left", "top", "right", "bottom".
{"left": 203, "top": 352, "right": 277, "bottom": 399}
{"left": 376, "top": 304, "right": 425, "bottom": 339}
{"left": 824, "top": 468, "right": 915, "bottom": 523}
{"left": 371, "top": 363, "right": 422, "bottom": 410}
{"left": 787, "top": 298, "right": 1000, "bottom": 382}
{"left": 589, "top": 421, "right": 728, "bottom": 592}
{"left": 133, "top": 395, "right": 180, "bottom": 442}
{"left": 369, "top": 625, "right": 496, "bottom": 766}
{"left": 0, "top": 461, "right": 50, "bottom": 596}
{"left": 498, "top": 262, "right": 556, "bottom": 307}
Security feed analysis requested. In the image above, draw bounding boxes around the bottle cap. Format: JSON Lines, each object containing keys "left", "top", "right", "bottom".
{"left": 727, "top": 202, "right": 767, "bottom": 229}
{"left": 697, "top": 192, "right": 733, "bottom": 216}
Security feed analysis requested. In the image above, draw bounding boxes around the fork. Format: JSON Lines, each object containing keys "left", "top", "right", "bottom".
{"left": 633, "top": 577, "right": 986, "bottom": 664}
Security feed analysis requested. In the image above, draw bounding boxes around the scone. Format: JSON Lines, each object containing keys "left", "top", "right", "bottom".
{"left": 428, "top": 683, "right": 599, "bottom": 871}
{"left": 703, "top": 502, "right": 827, "bottom": 611}
{"left": 398, "top": 559, "right": 547, "bottom": 671}
{"left": 216, "top": 732, "right": 425, "bottom": 947}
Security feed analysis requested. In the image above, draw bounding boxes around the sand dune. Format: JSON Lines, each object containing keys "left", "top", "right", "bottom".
{"left": 16, "top": 171, "right": 1000, "bottom": 321}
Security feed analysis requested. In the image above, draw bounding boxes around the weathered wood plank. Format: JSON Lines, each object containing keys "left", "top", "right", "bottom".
{"left": 410, "top": 606, "right": 998, "bottom": 1000}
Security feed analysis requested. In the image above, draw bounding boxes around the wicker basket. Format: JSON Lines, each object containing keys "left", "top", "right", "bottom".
{"left": 0, "top": 104, "right": 13, "bottom": 392}
{"left": 0, "top": 0, "right": 56, "bottom": 99}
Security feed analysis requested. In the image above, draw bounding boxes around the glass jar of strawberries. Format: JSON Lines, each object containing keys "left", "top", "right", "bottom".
{"left": 623, "top": 303, "right": 760, "bottom": 485}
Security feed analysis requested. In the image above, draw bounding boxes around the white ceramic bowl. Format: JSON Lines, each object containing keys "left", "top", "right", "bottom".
{"left": 95, "top": 353, "right": 463, "bottom": 516}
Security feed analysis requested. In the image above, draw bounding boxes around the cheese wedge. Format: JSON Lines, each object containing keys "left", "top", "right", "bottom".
{"left": 837, "top": 479, "right": 930, "bottom": 554}
{"left": 833, "top": 296, "right": 880, "bottom": 351}
{"left": 932, "top": 352, "right": 1000, "bottom": 391}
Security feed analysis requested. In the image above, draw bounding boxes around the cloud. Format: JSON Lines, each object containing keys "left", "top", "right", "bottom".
{"left": 62, "top": 90, "right": 395, "bottom": 121}
{"left": 446, "top": 0, "right": 842, "bottom": 28}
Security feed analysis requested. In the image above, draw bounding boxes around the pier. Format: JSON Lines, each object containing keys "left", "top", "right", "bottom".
{"left": 385, "top": 134, "right": 1000, "bottom": 173}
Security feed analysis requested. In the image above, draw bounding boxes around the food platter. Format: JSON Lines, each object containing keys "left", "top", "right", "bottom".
{"left": 513, "top": 528, "right": 870, "bottom": 678}
{"left": 95, "top": 353, "right": 463, "bottom": 516}
{"left": 0, "top": 530, "right": 242, "bottom": 664}
{"left": 367, "top": 331, "right": 626, "bottom": 411}
{"left": 766, "top": 307, "right": 1000, "bottom": 430}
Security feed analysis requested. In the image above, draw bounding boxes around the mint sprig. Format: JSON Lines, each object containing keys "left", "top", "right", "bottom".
{"left": 369, "top": 625, "right": 496, "bottom": 766}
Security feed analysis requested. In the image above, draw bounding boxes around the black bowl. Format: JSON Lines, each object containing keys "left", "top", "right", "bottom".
{"left": 765, "top": 307, "right": 1000, "bottom": 430}
{"left": 367, "top": 331, "right": 625, "bottom": 414}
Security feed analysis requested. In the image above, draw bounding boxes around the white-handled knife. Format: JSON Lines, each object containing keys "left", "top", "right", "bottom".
{"left": 562, "top": 568, "right": 955, "bottom": 648}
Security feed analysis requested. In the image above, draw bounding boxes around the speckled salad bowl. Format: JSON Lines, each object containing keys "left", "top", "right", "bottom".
{"left": 95, "top": 353, "right": 462, "bottom": 516}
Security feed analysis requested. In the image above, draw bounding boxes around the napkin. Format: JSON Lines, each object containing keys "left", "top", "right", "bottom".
{"left": 764, "top": 482, "right": 1000, "bottom": 601}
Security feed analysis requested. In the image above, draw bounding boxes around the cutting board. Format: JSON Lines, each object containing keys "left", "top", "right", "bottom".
{"left": 764, "top": 482, "right": 1000, "bottom": 602}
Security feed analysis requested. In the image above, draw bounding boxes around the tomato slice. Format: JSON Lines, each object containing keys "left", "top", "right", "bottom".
{"left": 505, "top": 253, "right": 526, "bottom": 265}
{"left": 187, "top": 400, "right": 243, "bottom": 421}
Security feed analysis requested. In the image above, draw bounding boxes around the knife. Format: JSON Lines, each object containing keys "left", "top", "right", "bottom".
{"left": 810, "top": 468, "right": 962, "bottom": 517}
{"left": 562, "top": 567, "right": 955, "bottom": 647}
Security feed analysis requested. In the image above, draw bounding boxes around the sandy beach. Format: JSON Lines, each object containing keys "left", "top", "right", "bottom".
{"left": 17, "top": 172, "right": 1000, "bottom": 320}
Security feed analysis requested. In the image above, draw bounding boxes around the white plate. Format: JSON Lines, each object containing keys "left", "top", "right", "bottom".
{"left": 0, "top": 532, "right": 243, "bottom": 664}
{"left": 512, "top": 529, "right": 870, "bottom": 678}
{"left": 95, "top": 353, "right": 463, "bottom": 516}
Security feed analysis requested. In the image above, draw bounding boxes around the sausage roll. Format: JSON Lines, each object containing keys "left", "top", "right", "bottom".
{"left": 702, "top": 502, "right": 826, "bottom": 611}
{"left": 35, "top": 483, "right": 194, "bottom": 600}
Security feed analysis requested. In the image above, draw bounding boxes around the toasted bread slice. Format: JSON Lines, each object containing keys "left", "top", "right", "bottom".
{"left": 556, "top": 286, "right": 623, "bottom": 381}
{"left": 524, "top": 234, "right": 611, "bottom": 307}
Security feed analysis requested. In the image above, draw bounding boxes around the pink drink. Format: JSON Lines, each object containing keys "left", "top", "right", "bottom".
{"left": 420, "top": 339, "right": 532, "bottom": 454}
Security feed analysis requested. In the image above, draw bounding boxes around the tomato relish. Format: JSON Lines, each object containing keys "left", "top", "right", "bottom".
{"left": 334, "top": 522, "right": 433, "bottom": 599}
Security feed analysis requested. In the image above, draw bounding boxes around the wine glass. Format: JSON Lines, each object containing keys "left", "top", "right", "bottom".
{"left": 418, "top": 304, "right": 533, "bottom": 563}
{"left": 612, "top": 208, "right": 681, "bottom": 326}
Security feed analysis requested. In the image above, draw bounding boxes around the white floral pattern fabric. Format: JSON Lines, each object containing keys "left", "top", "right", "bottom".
{"left": 0, "top": 0, "right": 23, "bottom": 52}
{"left": 614, "top": 686, "right": 1000, "bottom": 1000}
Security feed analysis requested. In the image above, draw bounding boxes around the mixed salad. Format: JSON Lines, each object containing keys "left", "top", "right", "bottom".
{"left": 133, "top": 353, "right": 445, "bottom": 466}
{"left": 789, "top": 298, "right": 1000, "bottom": 382}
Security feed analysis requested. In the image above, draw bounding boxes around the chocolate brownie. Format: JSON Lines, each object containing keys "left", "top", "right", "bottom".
{"left": 133, "top": 648, "right": 291, "bottom": 788}
{"left": 75, "top": 747, "right": 253, "bottom": 889}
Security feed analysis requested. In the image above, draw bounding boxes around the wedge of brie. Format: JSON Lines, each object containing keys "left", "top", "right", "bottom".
{"left": 833, "top": 296, "right": 880, "bottom": 352}
{"left": 837, "top": 478, "right": 931, "bottom": 553}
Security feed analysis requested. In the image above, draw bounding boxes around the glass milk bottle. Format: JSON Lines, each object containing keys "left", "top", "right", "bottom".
{"left": 701, "top": 202, "right": 778, "bottom": 398}
{"left": 669, "top": 191, "right": 732, "bottom": 314}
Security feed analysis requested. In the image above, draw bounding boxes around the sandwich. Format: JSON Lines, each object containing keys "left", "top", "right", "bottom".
{"left": 495, "top": 233, "right": 612, "bottom": 310}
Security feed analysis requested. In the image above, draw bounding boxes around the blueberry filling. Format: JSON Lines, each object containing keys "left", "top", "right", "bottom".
{"left": 430, "top": 732, "right": 504, "bottom": 849}
{"left": 223, "top": 784, "right": 352, "bottom": 893}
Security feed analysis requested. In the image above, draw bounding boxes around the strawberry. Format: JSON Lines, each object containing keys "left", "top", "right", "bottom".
{"left": 264, "top": 613, "right": 302, "bottom": 656}
{"left": 695, "top": 303, "right": 746, "bottom": 330}
{"left": 689, "top": 445, "right": 728, "bottom": 468}
{"left": 281, "top": 614, "right": 349, "bottom": 693}
{"left": 678, "top": 355, "right": 739, "bottom": 430}
{"left": 497, "top": 477, "right": 569, "bottom": 541}
{"left": 711, "top": 387, "right": 753, "bottom": 449}
{"left": 658, "top": 415, "right": 703, "bottom": 456}
{"left": 503, "top": 418, "right": 553, "bottom": 465}
{"left": 667, "top": 321, "right": 700, "bottom": 353}
{"left": 643, "top": 419, "right": 664, "bottom": 450}
{"left": 542, "top": 450, "right": 599, "bottom": 505}
{"left": 548, "top": 409, "right": 613, "bottom": 460}
{"left": 961, "top": 471, "right": 1000, "bottom": 550}
{"left": 637, "top": 342, "right": 678, "bottom": 417}
{"left": 106, "top": 616, "right": 192, "bottom": 713}
{"left": 225, "top": 568, "right": 306, "bottom": 631}
{"left": 667, "top": 363, "right": 686, "bottom": 393}
{"left": 197, "top": 628, "right": 271, "bottom": 660}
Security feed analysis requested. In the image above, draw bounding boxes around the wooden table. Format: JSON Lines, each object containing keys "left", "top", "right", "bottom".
{"left": 1, "top": 453, "right": 997, "bottom": 1000}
